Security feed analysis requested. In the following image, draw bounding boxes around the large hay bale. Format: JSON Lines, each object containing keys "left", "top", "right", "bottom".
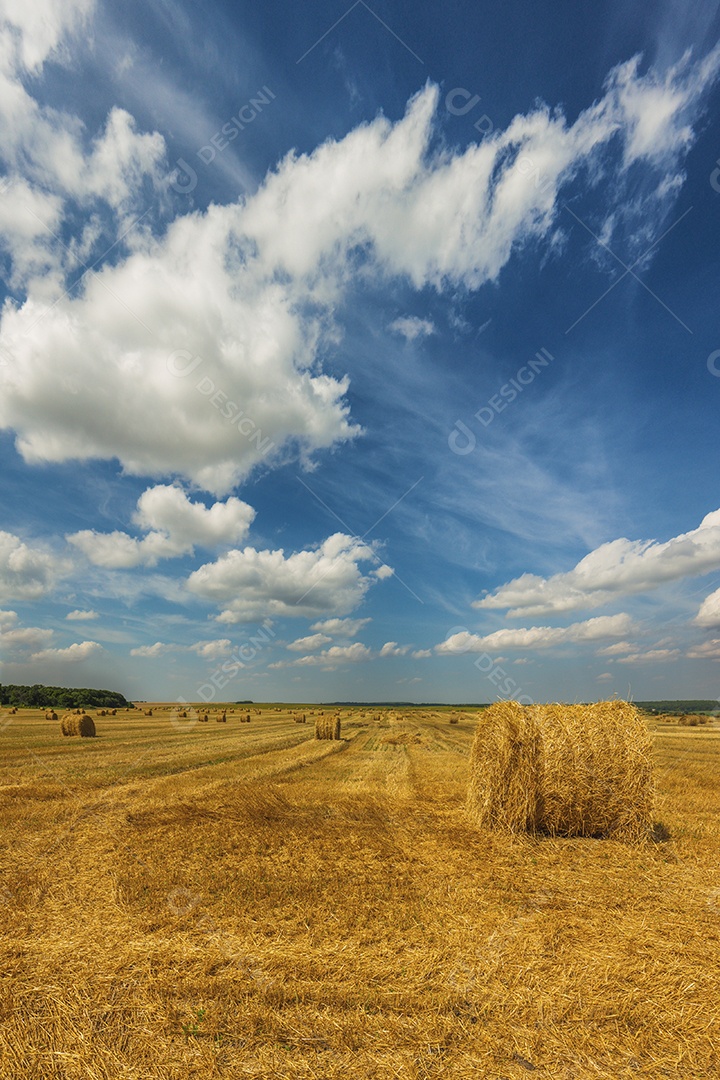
{"left": 315, "top": 714, "right": 341, "bottom": 740}
{"left": 60, "top": 713, "right": 96, "bottom": 737}
{"left": 467, "top": 701, "right": 653, "bottom": 841}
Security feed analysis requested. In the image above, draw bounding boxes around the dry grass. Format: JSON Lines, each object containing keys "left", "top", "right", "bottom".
{"left": 467, "top": 701, "right": 654, "bottom": 841}
{"left": 0, "top": 705, "right": 718, "bottom": 1078}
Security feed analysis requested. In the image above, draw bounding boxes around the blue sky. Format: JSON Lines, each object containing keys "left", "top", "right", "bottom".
{"left": 1, "top": 0, "right": 720, "bottom": 704}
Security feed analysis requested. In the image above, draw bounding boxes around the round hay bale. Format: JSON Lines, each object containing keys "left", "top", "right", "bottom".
{"left": 46, "top": 710, "right": 58, "bottom": 721}
{"left": 76, "top": 713, "right": 96, "bottom": 737}
{"left": 60, "top": 712, "right": 76, "bottom": 736}
{"left": 216, "top": 711, "right": 227, "bottom": 722}
{"left": 60, "top": 713, "right": 96, "bottom": 737}
{"left": 466, "top": 701, "right": 653, "bottom": 841}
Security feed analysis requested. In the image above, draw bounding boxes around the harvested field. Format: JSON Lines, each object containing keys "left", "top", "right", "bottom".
{"left": 0, "top": 705, "right": 718, "bottom": 1079}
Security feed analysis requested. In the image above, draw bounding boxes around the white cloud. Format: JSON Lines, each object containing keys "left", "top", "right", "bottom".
{"left": 66, "top": 609, "right": 98, "bottom": 620}
{"left": 436, "top": 613, "right": 635, "bottom": 654}
{"left": 287, "top": 633, "right": 332, "bottom": 652}
{"left": 412, "top": 648, "right": 431, "bottom": 658}
{"left": 1, "top": 51, "right": 718, "bottom": 492}
{"left": 188, "top": 639, "right": 232, "bottom": 660}
{"left": 1, "top": 626, "right": 54, "bottom": 653}
{"left": 310, "top": 616, "right": 372, "bottom": 638}
{"left": 68, "top": 529, "right": 181, "bottom": 569}
{"left": 31, "top": 640, "right": 102, "bottom": 662}
{"left": 0, "top": 1, "right": 167, "bottom": 292}
{"left": 695, "top": 587, "right": 720, "bottom": 628}
{"left": 615, "top": 648, "right": 680, "bottom": 664}
{"left": 0, "top": 609, "right": 18, "bottom": 631}
{"left": 0, "top": 530, "right": 66, "bottom": 600}
{"left": 133, "top": 485, "right": 256, "bottom": 547}
{"left": 477, "top": 509, "right": 720, "bottom": 617}
{"left": 68, "top": 485, "right": 255, "bottom": 568}
{"left": 596, "top": 640, "right": 636, "bottom": 656}
{"left": 596, "top": 672, "right": 614, "bottom": 681}
{"left": 130, "top": 641, "right": 170, "bottom": 658}
{"left": 388, "top": 316, "right": 435, "bottom": 341}
{"left": 271, "top": 642, "right": 373, "bottom": 669}
{"left": 373, "top": 564, "right": 395, "bottom": 580}
{"left": 379, "top": 641, "right": 410, "bottom": 657}
{"left": 687, "top": 640, "right": 720, "bottom": 661}
{"left": 1, "top": 0, "right": 94, "bottom": 74}
{"left": 188, "top": 533, "right": 380, "bottom": 623}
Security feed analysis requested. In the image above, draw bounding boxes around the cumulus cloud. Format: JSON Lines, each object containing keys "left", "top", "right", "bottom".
{"left": 436, "top": 613, "right": 634, "bottom": 654}
{"left": 130, "top": 641, "right": 170, "bottom": 658}
{"left": 188, "top": 533, "right": 380, "bottom": 623}
{"left": 388, "top": 316, "right": 435, "bottom": 341}
{"left": 1, "top": 626, "right": 54, "bottom": 654}
{"left": 0, "top": 0, "right": 166, "bottom": 291}
{"left": 65, "top": 609, "right": 98, "bottom": 620}
{"left": 310, "top": 616, "right": 372, "bottom": 638}
{"left": 68, "top": 485, "right": 255, "bottom": 568}
{"left": 1, "top": 0, "right": 94, "bottom": 75}
{"left": 411, "top": 648, "right": 432, "bottom": 658}
{"left": 188, "top": 639, "right": 233, "bottom": 660}
{"left": 477, "top": 509, "right": 720, "bottom": 617}
{"left": 0, "top": 530, "right": 66, "bottom": 600}
{"left": 31, "top": 640, "right": 102, "bottom": 662}
{"left": 687, "top": 640, "right": 720, "bottom": 660}
{"left": 287, "top": 633, "right": 332, "bottom": 652}
{"left": 379, "top": 641, "right": 410, "bottom": 657}
{"left": 271, "top": 642, "right": 373, "bottom": 670}
{"left": 695, "top": 587, "right": 720, "bottom": 628}
{"left": 0, "top": 609, "right": 18, "bottom": 631}
{"left": 1, "top": 50, "right": 718, "bottom": 492}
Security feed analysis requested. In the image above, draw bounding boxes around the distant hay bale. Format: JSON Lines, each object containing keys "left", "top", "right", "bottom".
{"left": 98, "top": 709, "right": 107, "bottom": 716}
{"left": 111, "top": 709, "right": 116, "bottom": 715}
{"left": 293, "top": 712, "right": 307, "bottom": 724}
{"left": 199, "top": 713, "right": 209, "bottom": 723}
{"left": 678, "top": 713, "right": 709, "bottom": 726}
{"left": 144, "top": 708, "right": 153, "bottom": 716}
{"left": 315, "top": 714, "right": 341, "bottom": 740}
{"left": 46, "top": 710, "right": 58, "bottom": 721}
{"left": 467, "top": 701, "right": 654, "bottom": 842}
{"left": 60, "top": 713, "right": 96, "bottom": 737}
{"left": 216, "top": 711, "right": 227, "bottom": 722}
{"left": 449, "top": 714, "right": 460, "bottom": 724}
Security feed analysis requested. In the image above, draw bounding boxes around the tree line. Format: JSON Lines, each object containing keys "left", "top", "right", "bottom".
{"left": 0, "top": 684, "right": 131, "bottom": 709}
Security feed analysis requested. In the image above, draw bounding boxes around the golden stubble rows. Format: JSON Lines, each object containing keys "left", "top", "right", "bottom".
{"left": 0, "top": 705, "right": 718, "bottom": 1079}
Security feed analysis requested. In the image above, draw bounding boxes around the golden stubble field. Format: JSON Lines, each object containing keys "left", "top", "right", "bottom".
{"left": 0, "top": 704, "right": 718, "bottom": 1080}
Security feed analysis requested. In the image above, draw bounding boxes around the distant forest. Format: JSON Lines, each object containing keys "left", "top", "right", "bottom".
{"left": 635, "top": 700, "right": 718, "bottom": 714}
{"left": 0, "top": 684, "right": 131, "bottom": 709}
